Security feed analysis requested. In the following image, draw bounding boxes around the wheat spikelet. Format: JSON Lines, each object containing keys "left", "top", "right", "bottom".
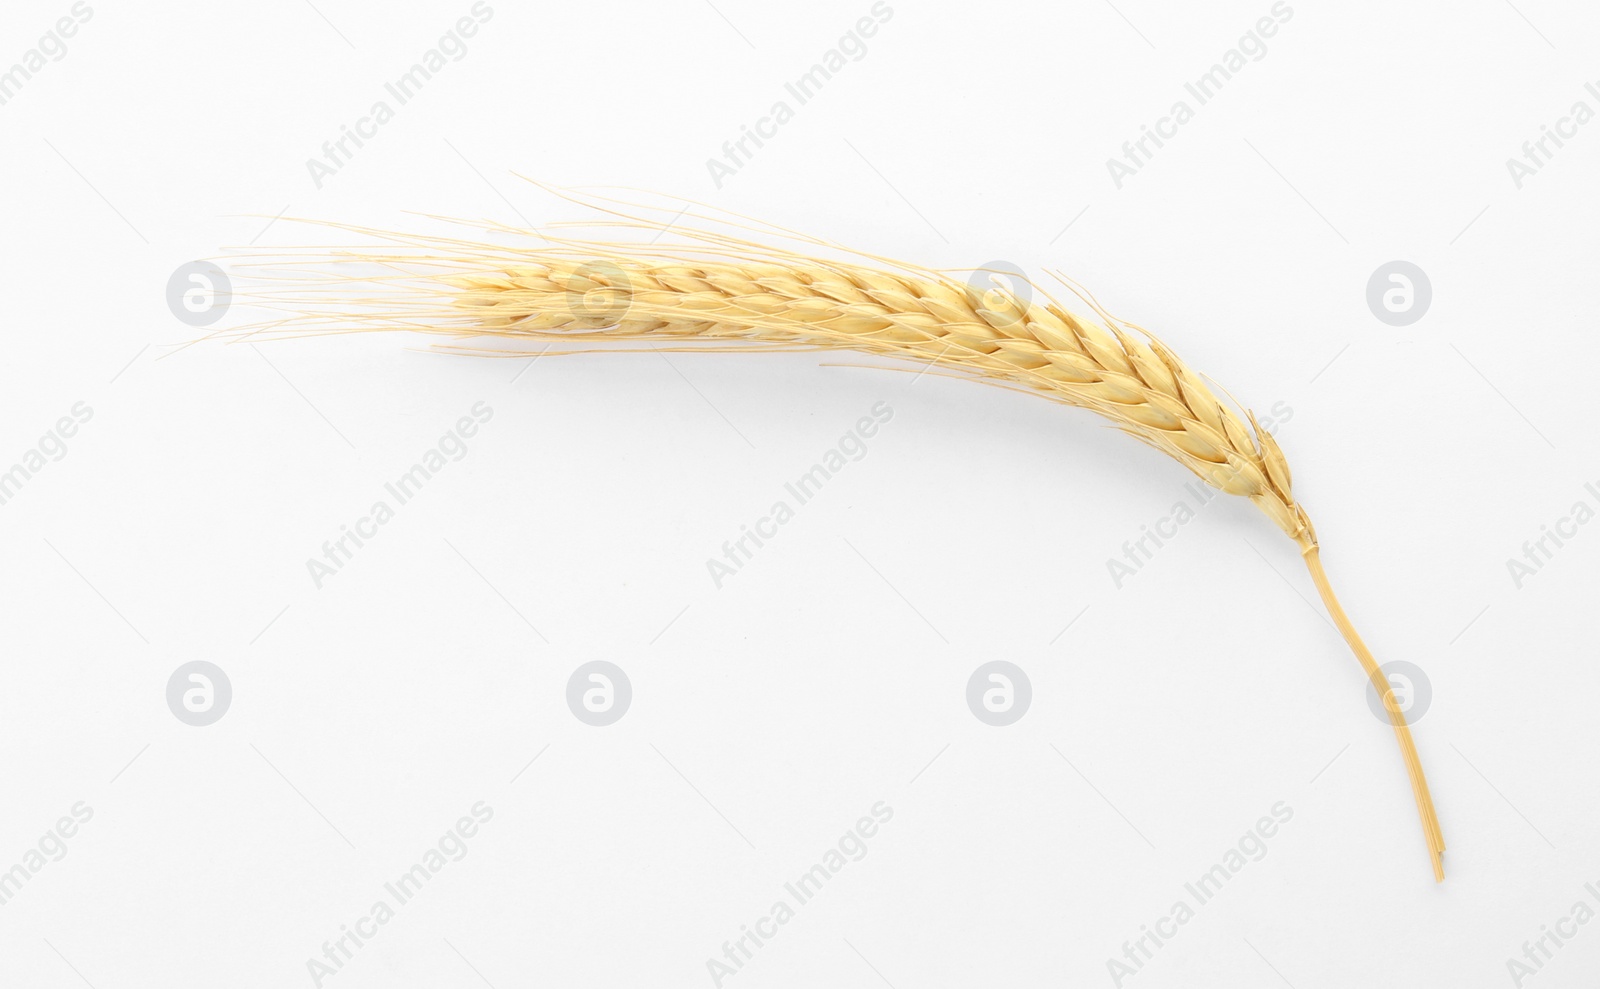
{"left": 233, "top": 187, "right": 1446, "bottom": 880}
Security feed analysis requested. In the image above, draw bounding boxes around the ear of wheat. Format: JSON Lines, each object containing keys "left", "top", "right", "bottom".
{"left": 235, "top": 186, "right": 1445, "bottom": 880}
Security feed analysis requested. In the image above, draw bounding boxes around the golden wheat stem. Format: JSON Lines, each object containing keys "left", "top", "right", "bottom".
{"left": 1298, "top": 532, "right": 1445, "bottom": 880}
{"left": 234, "top": 190, "right": 1447, "bottom": 879}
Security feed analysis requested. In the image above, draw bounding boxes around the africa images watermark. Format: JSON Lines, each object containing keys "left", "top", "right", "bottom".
{"left": 305, "top": 1, "right": 495, "bottom": 188}
{"left": 1106, "top": 801, "right": 1294, "bottom": 986}
{"left": 705, "top": 801, "right": 894, "bottom": 986}
{"left": 0, "top": 802, "right": 95, "bottom": 908}
{"left": 1504, "top": 479, "right": 1600, "bottom": 589}
{"left": 0, "top": 401, "right": 94, "bottom": 509}
{"left": 705, "top": 401, "right": 894, "bottom": 588}
{"left": 706, "top": 0, "right": 895, "bottom": 189}
{"left": 1105, "top": 400, "right": 1292, "bottom": 588}
{"left": 1504, "top": 880, "right": 1600, "bottom": 986}
{"left": 1506, "top": 80, "right": 1600, "bottom": 189}
{"left": 0, "top": 2, "right": 93, "bottom": 109}
{"left": 305, "top": 402, "right": 494, "bottom": 588}
{"left": 304, "top": 801, "right": 494, "bottom": 986}
{"left": 1105, "top": 1, "right": 1294, "bottom": 189}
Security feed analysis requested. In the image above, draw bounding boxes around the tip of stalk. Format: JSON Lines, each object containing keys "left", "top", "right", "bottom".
{"left": 1299, "top": 529, "right": 1449, "bottom": 886}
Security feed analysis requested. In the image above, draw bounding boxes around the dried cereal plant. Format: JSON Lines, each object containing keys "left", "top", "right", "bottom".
{"left": 233, "top": 186, "right": 1445, "bottom": 879}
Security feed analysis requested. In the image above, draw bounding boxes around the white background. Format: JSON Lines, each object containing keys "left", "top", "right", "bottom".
{"left": 2, "top": 0, "right": 1598, "bottom": 986}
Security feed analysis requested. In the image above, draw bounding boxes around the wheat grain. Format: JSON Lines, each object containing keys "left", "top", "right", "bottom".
{"left": 234, "top": 189, "right": 1446, "bottom": 880}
